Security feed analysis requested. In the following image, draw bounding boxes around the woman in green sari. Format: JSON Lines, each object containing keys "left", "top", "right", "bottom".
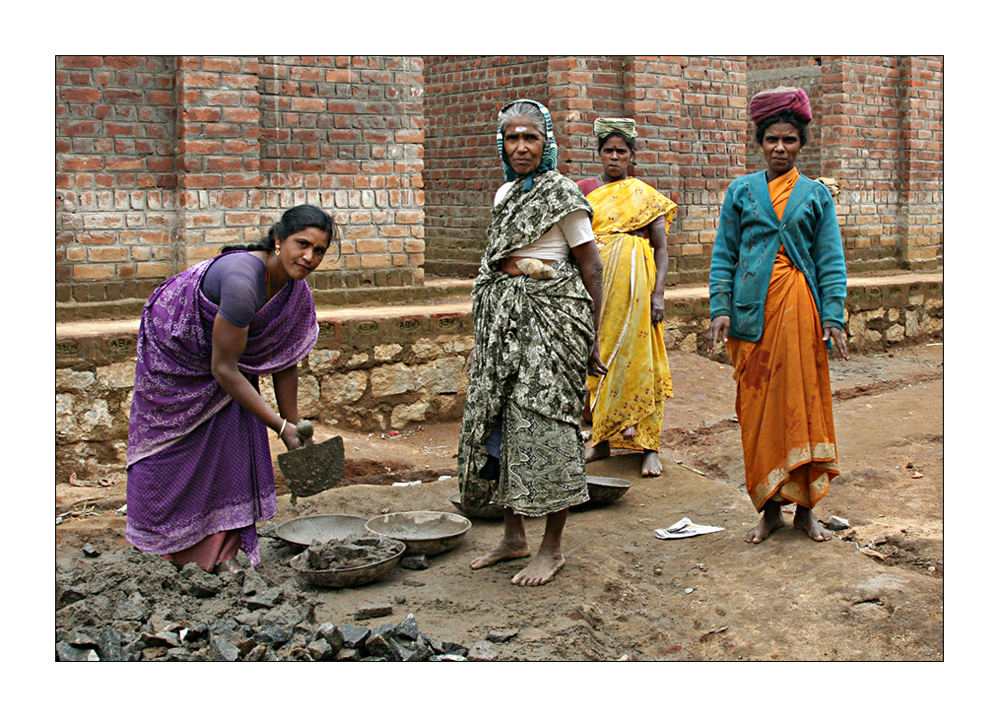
{"left": 458, "top": 99, "right": 607, "bottom": 586}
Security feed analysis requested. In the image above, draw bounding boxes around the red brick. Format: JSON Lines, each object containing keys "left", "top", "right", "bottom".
{"left": 61, "top": 87, "right": 102, "bottom": 103}
{"left": 182, "top": 107, "right": 222, "bottom": 122}
{"left": 183, "top": 139, "right": 227, "bottom": 155}
{"left": 222, "top": 108, "right": 260, "bottom": 123}
{"left": 181, "top": 174, "right": 223, "bottom": 189}
{"left": 61, "top": 56, "right": 103, "bottom": 68}
{"left": 203, "top": 57, "right": 241, "bottom": 73}
{"left": 62, "top": 156, "right": 103, "bottom": 171}
{"left": 223, "top": 173, "right": 263, "bottom": 187}
{"left": 326, "top": 69, "right": 352, "bottom": 83}
{"left": 206, "top": 157, "right": 245, "bottom": 171}
{"left": 60, "top": 120, "right": 101, "bottom": 136}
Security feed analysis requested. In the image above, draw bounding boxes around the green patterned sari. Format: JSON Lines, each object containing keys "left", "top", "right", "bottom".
{"left": 458, "top": 170, "right": 594, "bottom": 516}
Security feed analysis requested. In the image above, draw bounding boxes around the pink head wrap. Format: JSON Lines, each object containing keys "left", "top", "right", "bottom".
{"left": 749, "top": 86, "right": 812, "bottom": 126}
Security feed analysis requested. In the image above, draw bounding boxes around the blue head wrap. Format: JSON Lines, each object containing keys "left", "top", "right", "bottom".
{"left": 497, "top": 99, "right": 558, "bottom": 191}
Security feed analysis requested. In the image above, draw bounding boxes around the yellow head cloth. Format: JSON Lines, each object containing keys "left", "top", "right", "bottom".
{"left": 594, "top": 117, "right": 637, "bottom": 139}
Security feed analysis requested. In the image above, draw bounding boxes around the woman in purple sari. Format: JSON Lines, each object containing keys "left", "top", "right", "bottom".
{"left": 126, "top": 205, "right": 334, "bottom": 573}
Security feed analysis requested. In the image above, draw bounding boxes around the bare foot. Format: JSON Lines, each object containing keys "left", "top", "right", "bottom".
{"left": 641, "top": 449, "right": 662, "bottom": 476}
{"left": 793, "top": 506, "right": 833, "bottom": 541}
{"left": 745, "top": 501, "right": 785, "bottom": 543}
{"left": 585, "top": 440, "right": 610, "bottom": 463}
{"left": 215, "top": 559, "right": 241, "bottom": 575}
{"left": 470, "top": 538, "right": 531, "bottom": 569}
{"left": 511, "top": 550, "right": 565, "bottom": 586}
{"left": 622, "top": 425, "right": 637, "bottom": 441}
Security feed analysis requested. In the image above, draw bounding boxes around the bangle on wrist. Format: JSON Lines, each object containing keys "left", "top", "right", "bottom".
{"left": 278, "top": 418, "right": 287, "bottom": 437}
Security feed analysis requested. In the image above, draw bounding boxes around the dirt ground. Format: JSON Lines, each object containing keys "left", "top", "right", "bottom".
{"left": 55, "top": 344, "right": 944, "bottom": 662}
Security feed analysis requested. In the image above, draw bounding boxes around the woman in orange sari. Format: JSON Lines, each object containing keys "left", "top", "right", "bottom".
{"left": 707, "top": 88, "right": 849, "bottom": 543}
{"left": 578, "top": 118, "right": 677, "bottom": 477}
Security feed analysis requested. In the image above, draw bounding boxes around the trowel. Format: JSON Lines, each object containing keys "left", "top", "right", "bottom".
{"left": 277, "top": 420, "right": 345, "bottom": 507}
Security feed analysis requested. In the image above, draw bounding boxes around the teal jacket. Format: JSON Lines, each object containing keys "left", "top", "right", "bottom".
{"left": 709, "top": 170, "right": 846, "bottom": 342}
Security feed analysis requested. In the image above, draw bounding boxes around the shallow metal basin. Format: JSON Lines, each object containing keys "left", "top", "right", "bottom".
{"left": 571, "top": 475, "right": 633, "bottom": 511}
{"left": 289, "top": 538, "right": 405, "bottom": 588}
{"left": 275, "top": 514, "right": 370, "bottom": 548}
{"left": 365, "top": 511, "right": 472, "bottom": 556}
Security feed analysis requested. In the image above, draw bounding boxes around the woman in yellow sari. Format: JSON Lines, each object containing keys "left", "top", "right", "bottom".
{"left": 579, "top": 118, "right": 677, "bottom": 477}
{"left": 707, "top": 88, "right": 849, "bottom": 543}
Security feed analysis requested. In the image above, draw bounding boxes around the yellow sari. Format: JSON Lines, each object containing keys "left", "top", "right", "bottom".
{"left": 726, "top": 168, "right": 839, "bottom": 510}
{"left": 585, "top": 178, "right": 677, "bottom": 452}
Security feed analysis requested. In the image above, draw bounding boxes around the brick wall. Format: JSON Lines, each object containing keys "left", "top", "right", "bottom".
{"left": 671, "top": 56, "right": 747, "bottom": 282}
{"left": 896, "top": 56, "right": 944, "bottom": 269}
{"left": 748, "top": 55, "right": 944, "bottom": 271}
{"left": 175, "top": 56, "right": 263, "bottom": 265}
{"left": 259, "top": 56, "right": 426, "bottom": 290}
{"left": 56, "top": 55, "right": 426, "bottom": 315}
{"left": 422, "top": 55, "right": 748, "bottom": 283}
{"left": 56, "top": 55, "right": 943, "bottom": 314}
{"left": 819, "top": 56, "right": 907, "bottom": 270}
{"left": 422, "top": 56, "right": 551, "bottom": 276}
{"left": 746, "top": 56, "right": 824, "bottom": 179}
{"left": 56, "top": 56, "right": 179, "bottom": 304}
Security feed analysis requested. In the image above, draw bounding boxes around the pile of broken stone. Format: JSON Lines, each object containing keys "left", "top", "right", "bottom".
{"left": 56, "top": 545, "right": 497, "bottom": 662}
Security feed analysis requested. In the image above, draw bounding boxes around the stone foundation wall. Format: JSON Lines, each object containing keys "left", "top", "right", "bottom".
{"left": 55, "top": 277, "right": 942, "bottom": 481}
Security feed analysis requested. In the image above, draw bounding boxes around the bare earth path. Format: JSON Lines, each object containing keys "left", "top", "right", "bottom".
{"left": 55, "top": 345, "right": 944, "bottom": 661}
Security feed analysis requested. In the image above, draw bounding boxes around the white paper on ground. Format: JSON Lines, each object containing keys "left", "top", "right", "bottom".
{"left": 654, "top": 517, "right": 725, "bottom": 539}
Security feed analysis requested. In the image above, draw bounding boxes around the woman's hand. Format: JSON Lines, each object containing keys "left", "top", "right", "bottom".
{"left": 823, "top": 326, "right": 849, "bottom": 361}
{"left": 650, "top": 294, "right": 665, "bottom": 325}
{"left": 588, "top": 339, "right": 608, "bottom": 377}
{"left": 465, "top": 347, "right": 475, "bottom": 378}
{"left": 280, "top": 419, "right": 300, "bottom": 451}
{"left": 707, "top": 315, "right": 730, "bottom": 353}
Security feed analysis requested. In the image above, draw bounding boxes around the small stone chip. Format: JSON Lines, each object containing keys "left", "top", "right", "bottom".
{"left": 486, "top": 628, "right": 519, "bottom": 643}
{"left": 396, "top": 613, "right": 419, "bottom": 641}
{"left": 354, "top": 603, "right": 394, "bottom": 621}
{"left": 466, "top": 640, "right": 498, "bottom": 661}
{"left": 826, "top": 515, "right": 850, "bottom": 531}
{"left": 401, "top": 554, "right": 430, "bottom": 570}
{"left": 339, "top": 624, "right": 371, "bottom": 648}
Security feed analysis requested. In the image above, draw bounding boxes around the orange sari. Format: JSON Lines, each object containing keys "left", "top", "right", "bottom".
{"left": 726, "top": 168, "right": 839, "bottom": 510}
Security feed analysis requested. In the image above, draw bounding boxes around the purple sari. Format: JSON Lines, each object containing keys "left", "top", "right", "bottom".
{"left": 126, "top": 253, "right": 318, "bottom": 566}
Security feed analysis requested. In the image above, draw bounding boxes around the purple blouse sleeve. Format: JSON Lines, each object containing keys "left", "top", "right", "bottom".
{"left": 200, "top": 252, "right": 267, "bottom": 328}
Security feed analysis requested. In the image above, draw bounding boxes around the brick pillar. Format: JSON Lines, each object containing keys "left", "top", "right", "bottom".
{"left": 818, "top": 57, "right": 901, "bottom": 269}
{"left": 817, "top": 56, "right": 945, "bottom": 273}
{"left": 673, "top": 56, "right": 747, "bottom": 283}
{"left": 546, "top": 56, "right": 600, "bottom": 176}
{"left": 548, "top": 56, "right": 748, "bottom": 285}
{"left": 620, "top": 57, "right": 683, "bottom": 279}
{"left": 175, "top": 56, "right": 263, "bottom": 268}
{"left": 897, "top": 56, "right": 944, "bottom": 269}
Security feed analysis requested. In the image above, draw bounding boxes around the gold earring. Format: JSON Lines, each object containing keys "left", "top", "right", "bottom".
{"left": 275, "top": 246, "right": 281, "bottom": 256}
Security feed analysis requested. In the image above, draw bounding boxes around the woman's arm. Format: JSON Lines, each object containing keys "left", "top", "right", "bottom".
{"left": 211, "top": 314, "right": 299, "bottom": 449}
{"left": 272, "top": 364, "right": 301, "bottom": 427}
{"left": 648, "top": 215, "right": 669, "bottom": 324}
{"left": 570, "top": 240, "right": 609, "bottom": 377}
{"left": 811, "top": 188, "right": 848, "bottom": 336}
